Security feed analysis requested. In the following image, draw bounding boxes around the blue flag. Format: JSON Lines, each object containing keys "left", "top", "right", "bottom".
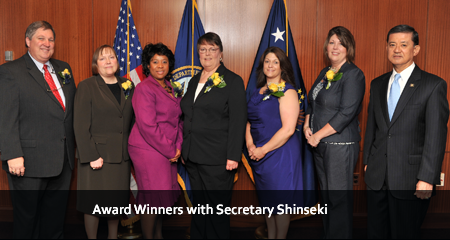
{"left": 171, "top": 0, "right": 205, "bottom": 94}
{"left": 244, "top": 0, "right": 317, "bottom": 214}
{"left": 113, "top": 0, "right": 144, "bottom": 85}
{"left": 172, "top": 0, "right": 205, "bottom": 208}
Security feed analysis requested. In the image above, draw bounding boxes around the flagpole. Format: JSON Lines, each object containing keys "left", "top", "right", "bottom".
{"left": 191, "top": 0, "right": 195, "bottom": 78}
{"left": 126, "top": 0, "right": 131, "bottom": 79}
{"left": 284, "top": 0, "right": 288, "bottom": 56}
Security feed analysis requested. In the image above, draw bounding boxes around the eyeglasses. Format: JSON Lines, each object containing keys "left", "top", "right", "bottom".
{"left": 199, "top": 48, "right": 219, "bottom": 54}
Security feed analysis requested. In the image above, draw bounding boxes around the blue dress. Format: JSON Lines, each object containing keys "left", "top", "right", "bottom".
{"left": 247, "top": 83, "right": 304, "bottom": 208}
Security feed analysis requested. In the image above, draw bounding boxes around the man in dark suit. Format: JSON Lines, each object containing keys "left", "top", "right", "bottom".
{"left": 0, "top": 21, "right": 76, "bottom": 238}
{"left": 363, "top": 24, "right": 449, "bottom": 239}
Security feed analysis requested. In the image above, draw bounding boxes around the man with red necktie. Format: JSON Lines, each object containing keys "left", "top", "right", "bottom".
{"left": 0, "top": 21, "right": 76, "bottom": 238}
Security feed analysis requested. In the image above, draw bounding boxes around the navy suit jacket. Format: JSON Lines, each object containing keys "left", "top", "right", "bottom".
{"left": 363, "top": 65, "right": 449, "bottom": 199}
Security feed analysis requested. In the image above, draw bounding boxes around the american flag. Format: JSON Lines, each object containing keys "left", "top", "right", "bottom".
{"left": 113, "top": 0, "right": 142, "bottom": 227}
{"left": 113, "top": 0, "right": 144, "bottom": 85}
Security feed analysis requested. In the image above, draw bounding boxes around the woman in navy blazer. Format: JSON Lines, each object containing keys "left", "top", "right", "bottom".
{"left": 180, "top": 32, "right": 247, "bottom": 239}
{"left": 304, "top": 26, "right": 365, "bottom": 239}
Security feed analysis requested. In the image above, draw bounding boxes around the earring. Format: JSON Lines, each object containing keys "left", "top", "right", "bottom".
{"left": 220, "top": 57, "right": 223, "bottom": 61}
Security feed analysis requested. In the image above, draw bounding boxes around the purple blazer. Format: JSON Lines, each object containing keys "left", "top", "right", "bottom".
{"left": 128, "top": 75, "right": 183, "bottom": 159}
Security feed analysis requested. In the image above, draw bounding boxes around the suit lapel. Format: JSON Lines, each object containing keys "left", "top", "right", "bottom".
{"left": 50, "top": 59, "right": 70, "bottom": 115}
{"left": 380, "top": 74, "right": 390, "bottom": 126}
{"left": 117, "top": 77, "right": 127, "bottom": 111}
{"left": 194, "top": 64, "right": 225, "bottom": 103}
{"left": 187, "top": 73, "right": 200, "bottom": 104}
{"left": 96, "top": 75, "right": 123, "bottom": 113}
{"left": 193, "top": 81, "right": 208, "bottom": 103}
{"left": 389, "top": 66, "right": 421, "bottom": 126}
{"left": 147, "top": 76, "right": 178, "bottom": 104}
{"left": 24, "top": 54, "right": 63, "bottom": 111}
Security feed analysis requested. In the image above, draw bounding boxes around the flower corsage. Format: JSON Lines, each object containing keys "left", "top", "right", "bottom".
{"left": 324, "top": 67, "right": 343, "bottom": 90}
{"left": 170, "top": 80, "right": 183, "bottom": 97}
{"left": 58, "top": 69, "right": 71, "bottom": 85}
{"left": 121, "top": 80, "right": 133, "bottom": 99}
{"left": 204, "top": 72, "right": 226, "bottom": 93}
{"left": 263, "top": 82, "right": 285, "bottom": 101}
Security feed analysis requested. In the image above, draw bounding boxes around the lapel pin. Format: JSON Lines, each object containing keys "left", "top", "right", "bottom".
{"left": 410, "top": 84, "right": 414, "bottom": 87}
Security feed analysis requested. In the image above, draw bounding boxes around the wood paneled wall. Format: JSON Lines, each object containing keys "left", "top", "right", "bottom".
{"left": 1, "top": 0, "right": 450, "bottom": 217}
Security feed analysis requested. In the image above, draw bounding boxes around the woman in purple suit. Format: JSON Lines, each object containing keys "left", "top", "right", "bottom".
{"left": 128, "top": 43, "right": 182, "bottom": 239}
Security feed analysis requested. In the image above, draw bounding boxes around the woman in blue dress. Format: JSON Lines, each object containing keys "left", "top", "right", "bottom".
{"left": 246, "top": 46, "right": 303, "bottom": 239}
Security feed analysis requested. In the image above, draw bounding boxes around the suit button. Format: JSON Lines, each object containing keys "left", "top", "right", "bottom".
{"left": 388, "top": 134, "right": 391, "bottom": 138}
{"left": 120, "top": 131, "right": 123, "bottom": 134}
{"left": 385, "top": 154, "right": 387, "bottom": 157}
{"left": 119, "top": 115, "right": 123, "bottom": 118}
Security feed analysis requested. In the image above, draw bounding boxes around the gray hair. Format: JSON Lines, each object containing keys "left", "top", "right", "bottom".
{"left": 25, "top": 21, "right": 55, "bottom": 48}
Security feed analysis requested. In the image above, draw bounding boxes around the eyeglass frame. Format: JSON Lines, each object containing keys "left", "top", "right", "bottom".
{"left": 198, "top": 47, "right": 219, "bottom": 54}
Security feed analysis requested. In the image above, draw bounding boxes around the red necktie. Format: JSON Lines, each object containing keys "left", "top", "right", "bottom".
{"left": 43, "top": 65, "right": 65, "bottom": 111}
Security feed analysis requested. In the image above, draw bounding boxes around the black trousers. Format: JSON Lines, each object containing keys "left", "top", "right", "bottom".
{"left": 313, "top": 142, "right": 359, "bottom": 239}
{"left": 367, "top": 186, "right": 430, "bottom": 239}
{"left": 7, "top": 152, "right": 72, "bottom": 239}
{"left": 185, "top": 160, "right": 236, "bottom": 239}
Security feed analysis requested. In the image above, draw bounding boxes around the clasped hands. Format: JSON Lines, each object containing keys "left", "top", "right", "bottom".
{"left": 303, "top": 126, "right": 320, "bottom": 147}
{"left": 247, "top": 144, "right": 267, "bottom": 162}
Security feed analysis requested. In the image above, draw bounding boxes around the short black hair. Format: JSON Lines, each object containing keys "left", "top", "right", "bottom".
{"left": 387, "top": 25, "right": 419, "bottom": 46}
{"left": 141, "top": 43, "right": 175, "bottom": 79}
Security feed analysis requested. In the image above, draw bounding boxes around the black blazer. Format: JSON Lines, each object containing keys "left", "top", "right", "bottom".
{"left": 180, "top": 64, "right": 247, "bottom": 165}
{"left": 306, "top": 62, "right": 365, "bottom": 142}
{"left": 0, "top": 53, "right": 76, "bottom": 177}
{"left": 363, "top": 65, "right": 449, "bottom": 199}
{"left": 74, "top": 75, "right": 134, "bottom": 164}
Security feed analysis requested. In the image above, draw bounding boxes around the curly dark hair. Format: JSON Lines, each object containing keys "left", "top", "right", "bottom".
{"left": 256, "top": 47, "right": 296, "bottom": 89}
{"left": 141, "top": 43, "right": 175, "bottom": 79}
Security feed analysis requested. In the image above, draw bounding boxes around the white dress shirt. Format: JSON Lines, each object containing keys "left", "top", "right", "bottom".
{"left": 386, "top": 62, "right": 415, "bottom": 102}
{"left": 28, "top": 52, "right": 66, "bottom": 106}
{"left": 194, "top": 83, "right": 205, "bottom": 102}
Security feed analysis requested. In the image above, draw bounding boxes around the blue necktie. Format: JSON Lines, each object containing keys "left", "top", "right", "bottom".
{"left": 388, "top": 73, "right": 401, "bottom": 120}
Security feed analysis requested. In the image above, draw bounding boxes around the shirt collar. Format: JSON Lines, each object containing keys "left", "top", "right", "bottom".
{"left": 28, "top": 51, "right": 52, "bottom": 71}
{"left": 392, "top": 62, "right": 415, "bottom": 82}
